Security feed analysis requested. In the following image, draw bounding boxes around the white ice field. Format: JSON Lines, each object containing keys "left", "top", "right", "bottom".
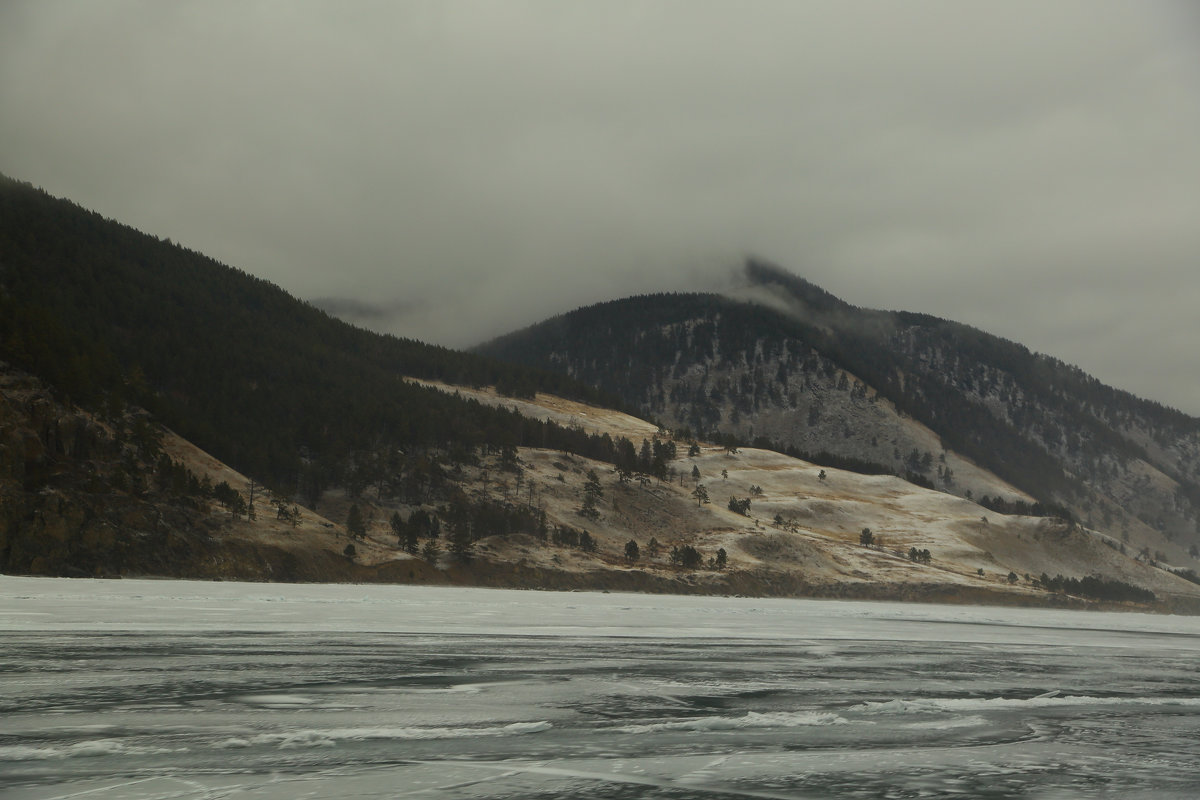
{"left": 3, "top": 577, "right": 1200, "bottom": 798}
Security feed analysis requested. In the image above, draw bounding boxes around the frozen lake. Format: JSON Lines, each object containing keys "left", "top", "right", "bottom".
{"left": 3, "top": 578, "right": 1200, "bottom": 798}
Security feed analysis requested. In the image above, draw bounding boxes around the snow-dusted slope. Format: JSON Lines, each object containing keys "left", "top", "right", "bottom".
{"left": 390, "top": 381, "right": 1200, "bottom": 611}
{"left": 11, "top": 355, "right": 1194, "bottom": 610}
{"left": 474, "top": 271, "right": 1200, "bottom": 571}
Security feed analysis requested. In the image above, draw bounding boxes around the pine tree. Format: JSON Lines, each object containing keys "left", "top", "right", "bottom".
{"left": 421, "top": 538, "right": 440, "bottom": 562}
{"left": 346, "top": 504, "right": 366, "bottom": 539}
{"left": 580, "top": 469, "right": 603, "bottom": 519}
{"left": 624, "top": 539, "right": 640, "bottom": 562}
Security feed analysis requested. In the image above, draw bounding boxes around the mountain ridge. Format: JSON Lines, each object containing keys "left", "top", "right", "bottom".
{"left": 475, "top": 260, "right": 1200, "bottom": 563}
{"left": 5, "top": 177, "right": 1200, "bottom": 609}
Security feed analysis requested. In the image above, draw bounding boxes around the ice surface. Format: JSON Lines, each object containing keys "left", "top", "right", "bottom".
{"left": 3, "top": 576, "right": 1200, "bottom": 798}
{"left": 855, "top": 694, "right": 1200, "bottom": 713}
{"left": 617, "top": 711, "right": 848, "bottom": 734}
{"left": 4, "top": 575, "right": 1200, "bottom": 641}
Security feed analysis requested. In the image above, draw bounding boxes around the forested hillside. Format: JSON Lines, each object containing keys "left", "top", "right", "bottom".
{"left": 0, "top": 175, "right": 629, "bottom": 501}
{"left": 5, "top": 177, "right": 1199, "bottom": 608}
{"left": 478, "top": 261, "right": 1200, "bottom": 558}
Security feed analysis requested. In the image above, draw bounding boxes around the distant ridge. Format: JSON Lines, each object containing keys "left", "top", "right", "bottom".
{"left": 4, "top": 175, "right": 1199, "bottom": 609}
{"left": 476, "top": 260, "right": 1200, "bottom": 561}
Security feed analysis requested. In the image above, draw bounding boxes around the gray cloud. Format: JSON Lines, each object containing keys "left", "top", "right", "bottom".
{"left": 2, "top": 1, "right": 1198, "bottom": 413}
{"left": 309, "top": 296, "right": 420, "bottom": 327}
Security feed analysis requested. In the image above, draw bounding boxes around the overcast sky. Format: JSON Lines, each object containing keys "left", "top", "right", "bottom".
{"left": 3, "top": 2, "right": 1199, "bottom": 414}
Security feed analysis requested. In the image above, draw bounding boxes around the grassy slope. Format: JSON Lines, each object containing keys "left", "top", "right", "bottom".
{"left": 178, "top": 380, "right": 1200, "bottom": 611}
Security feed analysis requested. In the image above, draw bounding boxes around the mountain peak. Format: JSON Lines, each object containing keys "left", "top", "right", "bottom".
{"left": 739, "top": 258, "right": 853, "bottom": 314}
